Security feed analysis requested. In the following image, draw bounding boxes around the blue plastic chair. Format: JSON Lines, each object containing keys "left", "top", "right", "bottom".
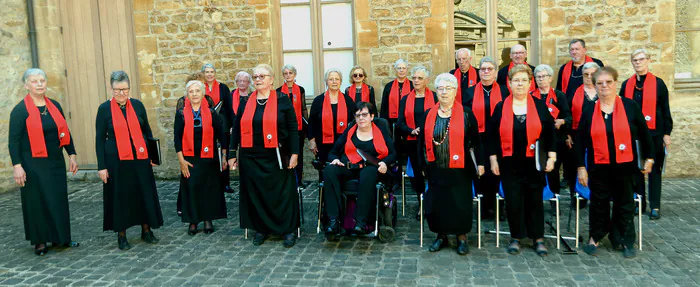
{"left": 419, "top": 181, "right": 482, "bottom": 249}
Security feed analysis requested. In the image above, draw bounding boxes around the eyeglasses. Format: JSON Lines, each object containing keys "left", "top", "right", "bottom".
{"left": 412, "top": 76, "right": 425, "bottom": 81}
{"left": 510, "top": 79, "right": 530, "bottom": 84}
{"left": 355, "top": 112, "right": 370, "bottom": 119}
{"left": 632, "top": 57, "right": 648, "bottom": 63}
{"left": 535, "top": 75, "right": 551, "bottom": 80}
{"left": 583, "top": 72, "right": 594, "bottom": 77}
{"left": 480, "top": 67, "right": 495, "bottom": 72}
{"left": 436, "top": 86, "right": 456, "bottom": 93}
{"left": 283, "top": 71, "right": 295, "bottom": 76}
{"left": 113, "top": 88, "right": 130, "bottom": 94}
{"left": 327, "top": 78, "right": 341, "bottom": 83}
{"left": 595, "top": 80, "right": 615, "bottom": 87}
{"left": 512, "top": 51, "right": 527, "bottom": 55}
{"left": 353, "top": 73, "right": 364, "bottom": 78}
{"left": 395, "top": 67, "right": 407, "bottom": 71}
{"left": 252, "top": 74, "right": 270, "bottom": 81}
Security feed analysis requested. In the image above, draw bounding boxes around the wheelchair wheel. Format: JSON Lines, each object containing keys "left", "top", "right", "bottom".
{"left": 377, "top": 226, "right": 396, "bottom": 243}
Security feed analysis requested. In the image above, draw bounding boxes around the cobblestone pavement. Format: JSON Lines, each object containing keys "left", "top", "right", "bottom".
{"left": 0, "top": 178, "right": 698, "bottom": 286}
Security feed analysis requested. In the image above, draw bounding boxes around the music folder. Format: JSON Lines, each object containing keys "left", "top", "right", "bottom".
{"left": 635, "top": 140, "right": 643, "bottom": 170}
{"left": 469, "top": 148, "right": 478, "bottom": 176}
{"left": 214, "top": 100, "right": 223, "bottom": 113}
{"left": 147, "top": 137, "right": 161, "bottom": 165}
{"left": 218, "top": 146, "right": 224, "bottom": 172}
{"left": 535, "top": 140, "right": 547, "bottom": 172}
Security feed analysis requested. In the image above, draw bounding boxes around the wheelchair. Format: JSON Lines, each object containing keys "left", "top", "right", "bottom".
{"left": 314, "top": 118, "right": 399, "bottom": 243}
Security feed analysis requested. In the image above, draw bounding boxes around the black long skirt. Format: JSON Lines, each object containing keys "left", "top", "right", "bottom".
{"left": 179, "top": 156, "right": 227, "bottom": 223}
{"left": 424, "top": 165, "right": 474, "bottom": 234}
{"left": 20, "top": 150, "right": 72, "bottom": 245}
{"left": 239, "top": 147, "right": 299, "bottom": 234}
{"left": 103, "top": 147, "right": 164, "bottom": 232}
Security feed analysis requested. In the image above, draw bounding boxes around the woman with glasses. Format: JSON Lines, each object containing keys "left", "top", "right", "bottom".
{"left": 309, "top": 68, "right": 356, "bottom": 182}
{"left": 322, "top": 102, "right": 396, "bottom": 240}
{"left": 532, "top": 64, "right": 571, "bottom": 197}
{"left": 397, "top": 66, "right": 437, "bottom": 220}
{"left": 420, "top": 73, "right": 484, "bottom": 255}
{"left": 229, "top": 64, "right": 300, "bottom": 248}
{"left": 277, "top": 65, "right": 309, "bottom": 187}
{"left": 231, "top": 71, "right": 253, "bottom": 118}
{"left": 576, "top": 66, "right": 653, "bottom": 259}
{"left": 380, "top": 59, "right": 413, "bottom": 127}
{"left": 9, "top": 68, "right": 80, "bottom": 255}
{"left": 488, "top": 64, "right": 556, "bottom": 256}
{"left": 344, "top": 65, "right": 376, "bottom": 108}
{"left": 96, "top": 71, "right": 163, "bottom": 250}
{"left": 202, "top": 64, "right": 233, "bottom": 193}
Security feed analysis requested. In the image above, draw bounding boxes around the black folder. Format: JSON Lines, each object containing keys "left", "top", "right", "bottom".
{"left": 147, "top": 137, "right": 161, "bottom": 165}
{"left": 535, "top": 140, "right": 547, "bottom": 172}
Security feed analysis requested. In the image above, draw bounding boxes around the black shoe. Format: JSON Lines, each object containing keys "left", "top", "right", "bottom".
{"left": 583, "top": 243, "right": 598, "bottom": 256}
{"left": 507, "top": 240, "right": 521, "bottom": 255}
{"left": 141, "top": 231, "right": 159, "bottom": 244}
{"left": 52, "top": 241, "right": 79, "bottom": 248}
{"left": 325, "top": 218, "right": 341, "bottom": 241}
{"left": 649, "top": 209, "right": 660, "bottom": 220}
{"left": 428, "top": 236, "right": 448, "bottom": 252}
{"left": 623, "top": 247, "right": 637, "bottom": 259}
{"left": 352, "top": 220, "right": 367, "bottom": 235}
{"left": 252, "top": 232, "right": 267, "bottom": 246}
{"left": 34, "top": 244, "right": 47, "bottom": 256}
{"left": 224, "top": 185, "right": 234, "bottom": 193}
{"left": 118, "top": 235, "right": 131, "bottom": 250}
{"left": 456, "top": 239, "right": 469, "bottom": 255}
{"left": 204, "top": 221, "right": 215, "bottom": 234}
{"left": 188, "top": 224, "right": 198, "bottom": 236}
{"left": 283, "top": 233, "right": 297, "bottom": 248}
{"left": 534, "top": 241, "right": 548, "bottom": 257}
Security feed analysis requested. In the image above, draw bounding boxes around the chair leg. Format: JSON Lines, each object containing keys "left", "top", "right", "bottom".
{"left": 556, "top": 196, "right": 561, "bottom": 250}
{"left": 317, "top": 184, "right": 324, "bottom": 234}
{"left": 402, "top": 172, "right": 406, "bottom": 216}
{"left": 420, "top": 193, "right": 424, "bottom": 247}
{"left": 495, "top": 195, "right": 501, "bottom": 248}
{"left": 374, "top": 184, "right": 380, "bottom": 237}
{"left": 477, "top": 196, "right": 482, "bottom": 249}
{"left": 245, "top": 228, "right": 248, "bottom": 239}
{"left": 575, "top": 194, "right": 580, "bottom": 249}
{"left": 637, "top": 197, "right": 642, "bottom": 251}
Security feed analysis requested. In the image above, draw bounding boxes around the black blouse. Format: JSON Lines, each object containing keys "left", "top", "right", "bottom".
{"left": 344, "top": 84, "right": 377, "bottom": 109}
{"left": 533, "top": 89, "right": 572, "bottom": 139}
{"left": 555, "top": 57, "right": 605, "bottom": 96}
{"left": 396, "top": 91, "right": 438, "bottom": 139}
{"left": 618, "top": 74, "right": 673, "bottom": 137}
{"left": 449, "top": 67, "right": 482, "bottom": 100}
{"left": 487, "top": 98, "right": 556, "bottom": 161}
{"left": 95, "top": 99, "right": 154, "bottom": 170}
{"left": 462, "top": 83, "right": 510, "bottom": 133}
{"left": 173, "top": 107, "right": 227, "bottom": 157}
{"left": 327, "top": 121, "right": 396, "bottom": 165}
{"left": 379, "top": 79, "right": 414, "bottom": 119}
{"left": 9, "top": 99, "right": 76, "bottom": 165}
{"left": 308, "top": 92, "right": 356, "bottom": 144}
{"left": 418, "top": 108, "right": 485, "bottom": 171}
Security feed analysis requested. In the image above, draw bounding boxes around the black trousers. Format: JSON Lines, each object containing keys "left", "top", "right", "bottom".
{"left": 546, "top": 140, "right": 568, "bottom": 195}
{"left": 589, "top": 167, "right": 636, "bottom": 249}
{"left": 501, "top": 166, "right": 545, "bottom": 240}
{"left": 562, "top": 141, "right": 580, "bottom": 202}
{"left": 316, "top": 143, "right": 334, "bottom": 183}
{"left": 219, "top": 132, "right": 231, "bottom": 191}
{"left": 323, "top": 164, "right": 379, "bottom": 222}
{"left": 635, "top": 135, "right": 665, "bottom": 210}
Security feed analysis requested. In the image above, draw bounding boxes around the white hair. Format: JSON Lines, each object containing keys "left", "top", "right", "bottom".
{"left": 412, "top": 66, "right": 430, "bottom": 77}
{"left": 455, "top": 48, "right": 472, "bottom": 59}
{"left": 393, "top": 58, "right": 408, "bottom": 69}
{"left": 23, "top": 68, "right": 47, "bottom": 83}
{"left": 234, "top": 71, "right": 251, "bottom": 82}
{"left": 434, "top": 73, "right": 458, "bottom": 89}
{"left": 282, "top": 64, "right": 297, "bottom": 75}
{"left": 631, "top": 48, "right": 649, "bottom": 60}
{"left": 582, "top": 62, "right": 600, "bottom": 71}
{"left": 185, "top": 80, "right": 205, "bottom": 96}
{"left": 533, "top": 64, "right": 554, "bottom": 77}
{"left": 324, "top": 68, "right": 342, "bottom": 82}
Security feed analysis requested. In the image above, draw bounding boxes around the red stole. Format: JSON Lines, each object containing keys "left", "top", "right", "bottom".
{"left": 281, "top": 83, "right": 303, "bottom": 131}
{"left": 591, "top": 96, "right": 633, "bottom": 164}
{"left": 624, "top": 73, "right": 658, "bottom": 130}
{"left": 240, "top": 91, "right": 279, "bottom": 148}
{"left": 453, "top": 66, "right": 477, "bottom": 104}
{"left": 182, "top": 98, "right": 214, "bottom": 158}
{"left": 232, "top": 89, "right": 243, "bottom": 114}
{"left": 472, "top": 82, "right": 503, "bottom": 133}
{"left": 321, "top": 91, "right": 348, "bottom": 144}
{"left": 24, "top": 95, "right": 71, "bottom": 158}
{"left": 404, "top": 89, "right": 436, "bottom": 140}
{"left": 345, "top": 123, "right": 389, "bottom": 164}
{"left": 424, "top": 103, "right": 466, "bottom": 168}
{"left": 500, "top": 96, "right": 542, "bottom": 157}
{"left": 532, "top": 88, "right": 560, "bottom": 118}
{"left": 561, "top": 56, "right": 593, "bottom": 93}
{"left": 205, "top": 80, "right": 221, "bottom": 106}
{"left": 571, "top": 86, "right": 587, "bottom": 130}
{"left": 388, "top": 79, "right": 411, "bottom": 119}
{"left": 506, "top": 62, "right": 536, "bottom": 92}
{"left": 110, "top": 98, "right": 149, "bottom": 160}
{"left": 348, "top": 83, "right": 370, "bottom": 103}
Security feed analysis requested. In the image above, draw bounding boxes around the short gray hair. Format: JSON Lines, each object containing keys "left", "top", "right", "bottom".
{"left": 394, "top": 58, "right": 408, "bottom": 69}
{"left": 22, "top": 68, "right": 47, "bottom": 83}
{"left": 455, "top": 48, "right": 471, "bottom": 59}
{"left": 569, "top": 39, "right": 586, "bottom": 48}
{"left": 479, "top": 56, "right": 498, "bottom": 69}
{"left": 201, "top": 63, "right": 216, "bottom": 72}
{"left": 282, "top": 64, "right": 297, "bottom": 75}
{"left": 511, "top": 44, "right": 527, "bottom": 54}
{"left": 533, "top": 64, "right": 554, "bottom": 77}
{"left": 411, "top": 66, "right": 430, "bottom": 77}
{"left": 110, "top": 71, "right": 130, "bottom": 88}
{"left": 185, "top": 80, "right": 205, "bottom": 96}
{"left": 234, "top": 71, "right": 251, "bottom": 82}
{"left": 631, "top": 48, "right": 649, "bottom": 60}
{"left": 434, "top": 73, "right": 458, "bottom": 89}
{"left": 324, "top": 68, "right": 342, "bottom": 82}
{"left": 582, "top": 62, "right": 601, "bottom": 71}
{"left": 253, "top": 64, "right": 275, "bottom": 78}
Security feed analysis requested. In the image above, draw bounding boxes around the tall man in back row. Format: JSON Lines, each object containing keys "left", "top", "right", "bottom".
{"left": 497, "top": 44, "right": 536, "bottom": 92}
{"left": 450, "top": 48, "right": 480, "bottom": 105}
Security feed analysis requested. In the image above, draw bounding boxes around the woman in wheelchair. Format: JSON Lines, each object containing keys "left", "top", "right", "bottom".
{"left": 575, "top": 67, "right": 653, "bottom": 259}
{"left": 323, "top": 102, "right": 396, "bottom": 240}
{"left": 421, "top": 73, "right": 484, "bottom": 255}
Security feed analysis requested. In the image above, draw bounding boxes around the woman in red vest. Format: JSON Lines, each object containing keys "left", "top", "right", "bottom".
{"left": 9, "top": 68, "right": 80, "bottom": 255}
{"left": 420, "top": 73, "right": 484, "bottom": 255}
{"left": 276, "top": 64, "right": 309, "bottom": 187}
{"left": 489, "top": 65, "right": 556, "bottom": 256}
{"left": 397, "top": 66, "right": 437, "bottom": 220}
{"left": 322, "top": 102, "right": 396, "bottom": 241}
{"left": 344, "top": 65, "right": 376, "bottom": 108}
{"left": 175, "top": 80, "right": 228, "bottom": 235}
{"left": 95, "top": 71, "right": 163, "bottom": 250}
{"left": 576, "top": 66, "right": 654, "bottom": 259}
{"left": 229, "top": 64, "right": 300, "bottom": 248}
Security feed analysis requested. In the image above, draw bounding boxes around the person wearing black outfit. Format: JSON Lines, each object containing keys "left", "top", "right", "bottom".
{"left": 277, "top": 64, "right": 309, "bottom": 187}
{"left": 565, "top": 62, "right": 600, "bottom": 208}
{"left": 577, "top": 66, "right": 654, "bottom": 259}
{"left": 533, "top": 64, "right": 572, "bottom": 197}
{"left": 619, "top": 49, "right": 673, "bottom": 220}
{"left": 420, "top": 73, "right": 485, "bottom": 255}
{"left": 96, "top": 71, "right": 163, "bottom": 250}
{"left": 175, "top": 80, "right": 228, "bottom": 235}
{"left": 397, "top": 66, "right": 437, "bottom": 220}
{"left": 9, "top": 68, "right": 80, "bottom": 255}
{"left": 555, "top": 39, "right": 605, "bottom": 97}
{"left": 344, "top": 65, "right": 377, "bottom": 108}
{"left": 202, "top": 64, "right": 233, "bottom": 194}
{"left": 232, "top": 71, "right": 253, "bottom": 118}
{"left": 379, "top": 59, "right": 414, "bottom": 128}
{"left": 489, "top": 64, "right": 556, "bottom": 257}
{"left": 462, "top": 57, "right": 509, "bottom": 220}
{"left": 449, "top": 48, "right": 480, "bottom": 105}
{"left": 497, "top": 44, "right": 537, "bottom": 92}
{"left": 228, "top": 64, "right": 300, "bottom": 248}
{"left": 323, "top": 102, "right": 396, "bottom": 241}
{"left": 308, "top": 68, "right": 356, "bottom": 182}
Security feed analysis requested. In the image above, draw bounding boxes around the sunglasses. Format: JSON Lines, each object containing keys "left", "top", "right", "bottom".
{"left": 353, "top": 73, "right": 365, "bottom": 78}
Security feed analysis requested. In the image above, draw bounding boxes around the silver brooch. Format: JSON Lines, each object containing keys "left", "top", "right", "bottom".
{"left": 139, "top": 147, "right": 145, "bottom": 153}
{"left": 619, "top": 144, "right": 626, "bottom": 150}
{"left": 645, "top": 115, "right": 652, "bottom": 121}
{"left": 339, "top": 122, "right": 344, "bottom": 126}
{"left": 548, "top": 108, "right": 553, "bottom": 112}
{"left": 530, "top": 144, "right": 535, "bottom": 150}
{"left": 452, "top": 155, "right": 459, "bottom": 160}
{"left": 59, "top": 133, "right": 65, "bottom": 138}
{"left": 204, "top": 147, "right": 209, "bottom": 152}
{"left": 266, "top": 134, "right": 272, "bottom": 140}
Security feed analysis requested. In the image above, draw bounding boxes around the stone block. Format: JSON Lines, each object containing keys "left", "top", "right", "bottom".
{"left": 431, "top": 0, "right": 448, "bottom": 15}
{"left": 651, "top": 22, "right": 674, "bottom": 43}
{"left": 424, "top": 17, "right": 447, "bottom": 45}
{"left": 633, "top": 30, "right": 648, "bottom": 41}
{"left": 255, "top": 7, "right": 270, "bottom": 30}
{"left": 133, "top": 13, "right": 150, "bottom": 36}
{"left": 155, "top": 1, "right": 182, "bottom": 10}
{"left": 133, "top": 0, "right": 155, "bottom": 12}
{"left": 543, "top": 8, "right": 565, "bottom": 27}
{"left": 355, "top": 0, "right": 370, "bottom": 20}
{"left": 379, "top": 36, "right": 398, "bottom": 47}
{"left": 372, "top": 9, "right": 391, "bottom": 18}
{"left": 357, "top": 21, "right": 378, "bottom": 48}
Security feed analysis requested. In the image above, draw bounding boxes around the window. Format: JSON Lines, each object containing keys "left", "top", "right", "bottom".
{"left": 453, "top": 0, "right": 539, "bottom": 69}
{"left": 278, "top": 0, "right": 355, "bottom": 96}
{"left": 674, "top": 2, "right": 700, "bottom": 91}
